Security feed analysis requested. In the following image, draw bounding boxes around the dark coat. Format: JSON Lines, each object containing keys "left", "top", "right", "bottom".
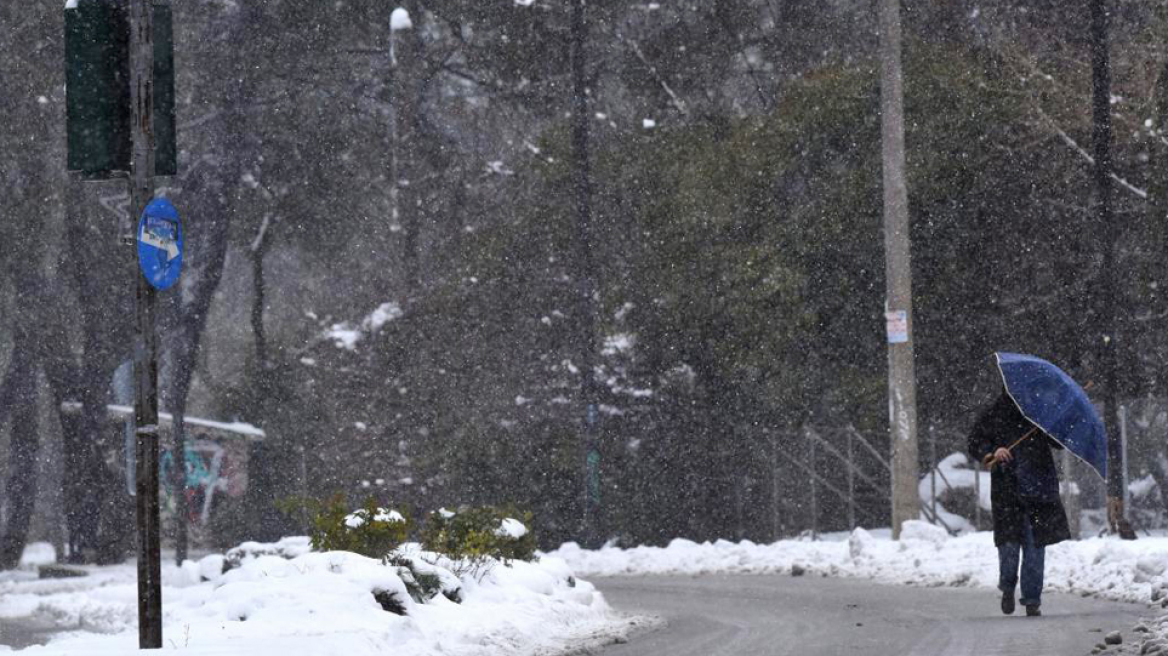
{"left": 967, "top": 393, "right": 1071, "bottom": 548}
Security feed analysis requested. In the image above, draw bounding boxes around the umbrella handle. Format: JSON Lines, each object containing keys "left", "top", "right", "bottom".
{"left": 983, "top": 427, "right": 1040, "bottom": 469}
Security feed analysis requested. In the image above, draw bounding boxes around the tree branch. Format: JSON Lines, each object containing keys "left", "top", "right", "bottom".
{"left": 1036, "top": 107, "right": 1147, "bottom": 200}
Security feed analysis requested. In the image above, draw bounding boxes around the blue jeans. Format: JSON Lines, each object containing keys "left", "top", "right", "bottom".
{"left": 998, "top": 511, "right": 1045, "bottom": 607}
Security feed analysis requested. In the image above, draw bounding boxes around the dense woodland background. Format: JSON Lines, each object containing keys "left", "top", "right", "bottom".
{"left": 4, "top": 0, "right": 1168, "bottom": 565}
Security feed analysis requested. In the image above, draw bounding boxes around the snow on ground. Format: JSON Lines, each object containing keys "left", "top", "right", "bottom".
{"left": 549, "top": 521, "right": 1168, "bottom": 606}
{"left": 0, "top": 540, "right": 634, "bottom": 656}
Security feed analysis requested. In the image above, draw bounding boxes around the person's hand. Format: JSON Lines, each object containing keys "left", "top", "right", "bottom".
{"left": 993, "top": 447, "right": 1012, "bottom": 464}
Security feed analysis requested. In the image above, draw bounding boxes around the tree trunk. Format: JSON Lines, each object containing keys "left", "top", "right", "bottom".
{"left": 1089, "top": 0, "right": 1131, "bottom": 537}
{"left": 0, "top": 337, "right": 39, "bottom": 570}
{"left": 160, "top": 177, "right": 229, "bottom": 562}
{"left": 570, "top": 0, "right": 605, "bottom": 547}
{"left": 1150, "top": 55, "right": 1168, "bottom": 392}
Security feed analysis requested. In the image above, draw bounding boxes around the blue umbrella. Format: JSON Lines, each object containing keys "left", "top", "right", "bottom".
{"left": 994, "top": 352, "right": 1107, "bottom": 480}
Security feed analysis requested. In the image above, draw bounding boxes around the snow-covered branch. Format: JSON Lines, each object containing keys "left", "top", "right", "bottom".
{"left": 1037, "top": 108, "right": 1148, "bottom": 200}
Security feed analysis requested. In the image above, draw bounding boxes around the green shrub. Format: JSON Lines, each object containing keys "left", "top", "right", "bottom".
{"left": 385, "top": 553, "right": 463, "bottom": 604}
{"left": 306, "top": 494, "right": 412, "bottom": 559}
{"left": 420, "top": 506, "right": 537, "bottom": 577}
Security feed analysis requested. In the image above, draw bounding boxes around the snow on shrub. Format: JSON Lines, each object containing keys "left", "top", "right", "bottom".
{"left": 420, "top": 506, "right": 538, "bottom": 579}
{"left": 386, "top": 549, "right": 464, "bottom": 605}
{"left": 196, "top": 538, "right": 458, "bottom": 616}
{"left": 225, "top": 536, "right": 312, "bottom": 570}
{"left": 308, "top": 494, "right": 412, "bottom": 558}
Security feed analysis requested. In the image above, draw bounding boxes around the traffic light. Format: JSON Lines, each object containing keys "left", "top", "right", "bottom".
{"left": 65, "top": 0, "right": 176, "bottom": 179}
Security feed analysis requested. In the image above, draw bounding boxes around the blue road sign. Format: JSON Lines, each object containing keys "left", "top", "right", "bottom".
{"left": 137, "top": 198, "right": 183, "bottom": 290}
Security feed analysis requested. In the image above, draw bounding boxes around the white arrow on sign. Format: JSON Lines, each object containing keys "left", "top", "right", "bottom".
{"left": 139, "top": 225, "right": 179, "bottom": 260}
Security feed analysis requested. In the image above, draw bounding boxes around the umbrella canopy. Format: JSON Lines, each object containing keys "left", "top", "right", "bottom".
{"left": 994, "top": 352, "right": 1107, "bottom": 480}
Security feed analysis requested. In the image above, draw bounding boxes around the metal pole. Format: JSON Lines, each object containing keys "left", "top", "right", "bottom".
{"left": 929, "top": 426, "right": 937, "bottom": 525}
{"left": 771, "top": 431, "right": 779, "bottom": 541}
{"left": 974, "top": 458, "right": 982, "bottom": 530}
{"left": 847, "top": 429, "right": 856, "bottom": 530}
{"left": 1063, "top": 448, "right": 1081, "bottom": 538}
{"left": 879, "top": 0, "right": 920, "bottom": 540}
{"left": 1120, "top": 405, "right": 1129, "bottom": 516}
{"left": 809, "top": 432, "right": 818, "bottom": 540}
{"left": 129, "top": 0, "right": 161, "bottom": 647}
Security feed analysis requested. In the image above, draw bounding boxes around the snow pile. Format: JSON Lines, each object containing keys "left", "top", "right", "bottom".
{"left": 548, "top": 522, "right": 1168, "bottom": 605}
{"left": 2, "top": 541, "right": 629, "bottom": 656}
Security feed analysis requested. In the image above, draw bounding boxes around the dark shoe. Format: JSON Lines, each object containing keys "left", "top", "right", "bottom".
{"left": 1025, "top": 605, "right": 1041, "bottom": 617}
{"left": 1001, "top": 592, "right": 1015, "bottom": 615}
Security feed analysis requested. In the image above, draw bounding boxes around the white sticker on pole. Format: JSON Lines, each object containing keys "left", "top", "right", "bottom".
{"left": 885, "top": 310, "right": 909, "bottom": 344}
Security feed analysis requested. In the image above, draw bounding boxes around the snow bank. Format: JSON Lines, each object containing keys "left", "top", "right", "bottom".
{"left": 2, "top": 540, "right": 630, "bottom": 656}
{"left": 548, "top": 521, "right": 1168, "bottom": 605}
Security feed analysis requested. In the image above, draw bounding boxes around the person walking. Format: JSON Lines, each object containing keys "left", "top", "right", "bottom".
{"left": 968, "top": 391, "right": 1071, "bottom": 617}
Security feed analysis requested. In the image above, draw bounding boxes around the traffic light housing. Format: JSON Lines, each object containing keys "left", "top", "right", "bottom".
{"left": 65, "top": 0, "right": 176, "bottom": 179}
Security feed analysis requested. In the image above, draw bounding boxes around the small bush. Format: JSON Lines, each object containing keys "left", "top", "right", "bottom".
{"left": 372, "top": 588, "right": 406, "bottom": 615}
{"left": 386, "top": 553, "right": 462, "bottom": 604}
{"left": 419, "top": 506, "right": 537, "bottom": 578}
{"left": 307, "top": 494, "right": 412, "bottom": 559}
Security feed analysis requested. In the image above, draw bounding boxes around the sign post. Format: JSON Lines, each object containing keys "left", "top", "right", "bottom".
{"left": 128, "top": 0, "right": 163, "bottom": 647}
{"left": 66, "top": 0, "right": 178, "bottom": 647}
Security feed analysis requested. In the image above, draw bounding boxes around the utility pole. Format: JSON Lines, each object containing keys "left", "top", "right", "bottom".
{"left": 129, "top": 0, "right": 162, "bottom": 647}
{"left": 878, "top": 0, "right": 920, "bottom": 539}
{"left": 1089, "top": 0, "right": 1133, "bottom": 540}
{"left": 570, "top": 0, "right": 602, "bottom": 548}
{"left": 65, "top": 0, "right": 174, "bottom": 637}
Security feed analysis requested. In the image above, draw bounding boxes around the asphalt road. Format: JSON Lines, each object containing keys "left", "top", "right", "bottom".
{"left": 594, "top": 575, "right": 1150, "bottom": 656}
{"left": 0, "top": 615, "right": 59, "bottom": 651}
